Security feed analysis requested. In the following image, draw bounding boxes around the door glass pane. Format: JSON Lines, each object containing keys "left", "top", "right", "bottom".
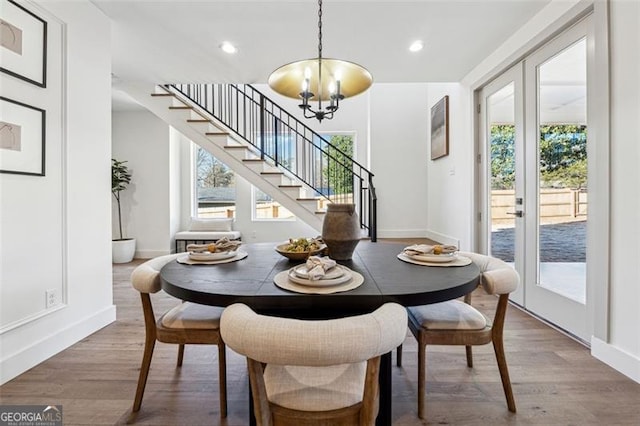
{"left": 537, "top": 38, "right": 587, "bottom": 303}
{"left": 488, "top": 82, "right": 516, "bottom": 263}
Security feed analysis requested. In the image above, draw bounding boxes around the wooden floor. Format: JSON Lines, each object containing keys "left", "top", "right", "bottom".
{"left": 1, "top": 240, "right": 639, "bottom": 425}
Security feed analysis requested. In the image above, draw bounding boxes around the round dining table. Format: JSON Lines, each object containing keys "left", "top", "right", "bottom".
{"left": 160, "top": 241, "right": 480, "bottom": 425}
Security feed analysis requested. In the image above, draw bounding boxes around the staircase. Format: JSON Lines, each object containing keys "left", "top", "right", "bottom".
{"left": 120, "top": 82, "right": 377, "bottom": 240}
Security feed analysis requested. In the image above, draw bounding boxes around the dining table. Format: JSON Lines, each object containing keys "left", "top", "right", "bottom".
{"left": 160, "top": 241, "right": 480, "bottom": 425}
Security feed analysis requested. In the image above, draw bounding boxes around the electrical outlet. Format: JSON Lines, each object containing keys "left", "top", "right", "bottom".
{"left": 46, "top": 289, "right": 58, "bottom": 308}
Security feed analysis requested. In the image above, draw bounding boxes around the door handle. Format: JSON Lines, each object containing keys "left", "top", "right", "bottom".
{"left": 506, "top": 211, "right": 524, "bottom": 217}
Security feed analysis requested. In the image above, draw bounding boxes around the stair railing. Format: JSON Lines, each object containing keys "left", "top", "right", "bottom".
{"left": 167, "top": 83, "right": 377, "bottom": 241}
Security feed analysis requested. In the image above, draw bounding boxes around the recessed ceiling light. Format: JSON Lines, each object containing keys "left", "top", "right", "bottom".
{"left": 409, "top": 40, "right": 424, "bottom": 52}
{"left": 220, "top": 41, "right": 237, "bottom": 54}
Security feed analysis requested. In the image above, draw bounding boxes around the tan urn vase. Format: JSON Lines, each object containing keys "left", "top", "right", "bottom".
{"left": 321, "top": 203, "right": 361, "bottom": 260}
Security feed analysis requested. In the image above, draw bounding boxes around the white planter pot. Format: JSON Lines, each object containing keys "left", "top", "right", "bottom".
{"left": 112, "top": 238, "right": 136, "bottom": 263}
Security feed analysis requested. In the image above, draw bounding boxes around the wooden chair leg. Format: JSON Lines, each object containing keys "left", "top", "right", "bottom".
{"left": 177, "top": 344, "right": 185, "bottom": 367}
{"left": 465, "top": 345, "right": 473, "bottom": 368}
{"left": 493, "top": 339, "right": 516, "bottom": 412}
{"left": 218, "top": 343, "right": 227, "bottom": 418}
{"left": 133, "top": 338, "right": 156, "bottom": 412}
{"left": 417, "top": 342, "right": 426, "bottom": 419}
{"left": 396, "top": 343, "right": 403, "bottom": 367}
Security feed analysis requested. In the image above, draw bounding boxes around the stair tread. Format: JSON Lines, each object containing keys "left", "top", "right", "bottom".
{"left": 187, "top": 119, "right": 210, "bottom": 122}
{"left": 151, "top": 93, "right": 175, "bottom": 97}
{"left": 243, "top": 159, "right": 264, "bottom": 162}
{"left": 297, "top": 198, "right": 318, "bottom": 201}
{"left": 224, "top": 145, "right": 247, "bottom": 149}
{"left": 169, "top": 106, "right": 192, "bottom": 110}
{"left": 261, "top": 171, "right": 284, "bottom": 175}
{"left": 205, "top": 132, "right": 230, "bottom": 136}
{"left": 279, "top": 184, "right": 302, "bottom": 188}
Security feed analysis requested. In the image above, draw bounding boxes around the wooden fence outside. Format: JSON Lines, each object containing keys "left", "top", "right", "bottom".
{"left": 492, "top": 188, "right": 587, "bottom": 225}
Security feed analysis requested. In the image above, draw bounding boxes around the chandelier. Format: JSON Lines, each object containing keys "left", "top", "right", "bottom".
{"left": 268, "top": 0, "right": 373, "bottom": 122}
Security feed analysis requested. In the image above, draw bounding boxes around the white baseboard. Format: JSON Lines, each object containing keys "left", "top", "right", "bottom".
{"left": 376, "top": 229, "right": 428, "bottom": 239}
{"left": 0, "top": 305, "right": 116, "bottom": 385}
{"left": 425, "top": 230, "right": 460, "bottom": 247}
{"left": 135, "top": 249, "right": 171, "bottom": 259}
{"left": 591, "top": 336, "right": 640, "bottom": 384}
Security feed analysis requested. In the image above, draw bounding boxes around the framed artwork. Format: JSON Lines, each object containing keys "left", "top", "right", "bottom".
{"left": 0, "top": 0, "right": 47, "bottom": 87}
{"left": 0, "top": 96, "right": 45, "bottom": 176}
{"left": 430, "top": 95, "right": 449, "bottom": 160}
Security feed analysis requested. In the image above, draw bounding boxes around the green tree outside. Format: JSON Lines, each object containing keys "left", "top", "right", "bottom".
{"left": 322, "top": 135, "right": 354, "bottom": 195}
{"left": 490, "top": 124, "right": 587, "bottom": 190}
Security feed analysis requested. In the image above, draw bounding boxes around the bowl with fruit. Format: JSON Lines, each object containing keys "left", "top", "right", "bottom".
{"left": 275, "top": 237, "right": 326, "bottom": 261}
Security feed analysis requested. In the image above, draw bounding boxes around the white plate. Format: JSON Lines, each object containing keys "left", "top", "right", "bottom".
{"left": 293, "top": 265, "right": 345, "bottom": 280}
{"left": 188, "top": 251, "right": 237, "bottom": 261}
{"left": 405, "top": 252, "right": 457, "bottom": 263}
{"left": 287, "top": 268, "right": 352, "bottom": 287}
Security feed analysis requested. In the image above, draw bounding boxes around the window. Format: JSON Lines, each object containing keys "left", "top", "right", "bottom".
{"left": 252, "top": 186, "right": 295, "bottom": 220}
{"left": 313, "top": 133, "right": 355, "bottom": 203}
{"left": 195, "top": 145, "right": 235, "bottom": 218}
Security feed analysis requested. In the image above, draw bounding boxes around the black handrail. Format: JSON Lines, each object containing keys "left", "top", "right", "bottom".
{"left": 166, "top": 83, "right": 377, "bottom": 241}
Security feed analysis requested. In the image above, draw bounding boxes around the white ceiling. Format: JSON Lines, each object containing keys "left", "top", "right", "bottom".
{"left": 95, "top": 0, "right": 552, "bottom": 93}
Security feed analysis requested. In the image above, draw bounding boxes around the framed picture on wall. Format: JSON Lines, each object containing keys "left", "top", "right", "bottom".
{"left": 0, "top": 0, "right": 48, "bottom": 87}
{"left": 0, "top": 96, "right": 46, "bottom": 176}
{"left": 430, "top": 95, "right": 449, "bottom": 160}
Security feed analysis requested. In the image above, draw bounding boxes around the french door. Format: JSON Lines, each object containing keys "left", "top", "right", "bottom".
{"left": 478, "top": 16, "right": 591, "bottom": 342}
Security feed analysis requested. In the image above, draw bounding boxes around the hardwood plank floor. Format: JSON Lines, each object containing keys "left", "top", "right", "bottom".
{"left": 1, "top": 240, "right": 639, "bottom": 425}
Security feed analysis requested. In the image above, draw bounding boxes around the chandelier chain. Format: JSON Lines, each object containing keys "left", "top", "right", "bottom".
{"left": 317, "top": 0, "right": 323, "bottom": 60}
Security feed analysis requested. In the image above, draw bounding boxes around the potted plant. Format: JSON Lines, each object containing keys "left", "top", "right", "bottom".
{"left": 112, "top": 158, "right": 135, "bottom": 263}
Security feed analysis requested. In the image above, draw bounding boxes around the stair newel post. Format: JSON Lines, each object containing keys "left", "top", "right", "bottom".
{"left": 369, "top": 174, "right": 377, "bottom": 242}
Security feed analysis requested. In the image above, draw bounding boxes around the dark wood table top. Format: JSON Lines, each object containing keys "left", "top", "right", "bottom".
{"left": 160, "top": 241, "right": 480, "bottom": 316}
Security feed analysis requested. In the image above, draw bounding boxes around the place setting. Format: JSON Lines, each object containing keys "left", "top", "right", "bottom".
{"left": 177, "top": 238, "right": 247, "bottom": 265}
{"left": 274, "top": 255, "right": 364, "bottom": 294}
{"left": 397, "top": 244, "right": 472, "bottom": 267}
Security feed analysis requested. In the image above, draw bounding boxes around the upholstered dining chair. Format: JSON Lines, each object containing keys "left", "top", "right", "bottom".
{"left": 221, "top": 302, "right": 408, "bottom": 426}
{"left": 130, "top": 254, "right": 227, "bottom": 417}
{"left": 405, "top": 252, "right": 519, "bottom": 419}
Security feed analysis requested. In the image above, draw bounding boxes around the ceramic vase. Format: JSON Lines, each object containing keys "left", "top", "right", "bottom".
{"left": 321, "top": 203, "right": 360, "bottom": 260}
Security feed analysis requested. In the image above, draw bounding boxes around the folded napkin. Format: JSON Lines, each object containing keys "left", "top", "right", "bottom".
{"left": 187, "top": 237, "right": 242, "bottom": 253}
{"left": 305, "top": 256, "right": 337, "bottom": 280}
{"left": 403, "top": 244, "right": 458, "bottom": 256}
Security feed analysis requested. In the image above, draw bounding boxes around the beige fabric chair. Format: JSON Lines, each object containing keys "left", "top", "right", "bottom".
{"left": 221, "top": 303, "right": 408, "bottom": 426}
{"left": 130, "top": 254, "right": 227, "bottom": 417}
{"left": 406, "top": 252, "right": 519, "bottom": 419}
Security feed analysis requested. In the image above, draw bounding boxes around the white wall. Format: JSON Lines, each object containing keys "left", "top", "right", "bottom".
{"left": 0, "top": 0, "right": 114, "bottom": 384}
{"left": 596, "top": 0, "right": 640, "bottom": 380}
{"left": 425, "top": 83, "right": 473, "bottom": 248}
{"left": 369, "top": 83, "right": 430, "bottom": 238}
{"left": 112, "top": 110, "right": 172, "bottom": 257}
